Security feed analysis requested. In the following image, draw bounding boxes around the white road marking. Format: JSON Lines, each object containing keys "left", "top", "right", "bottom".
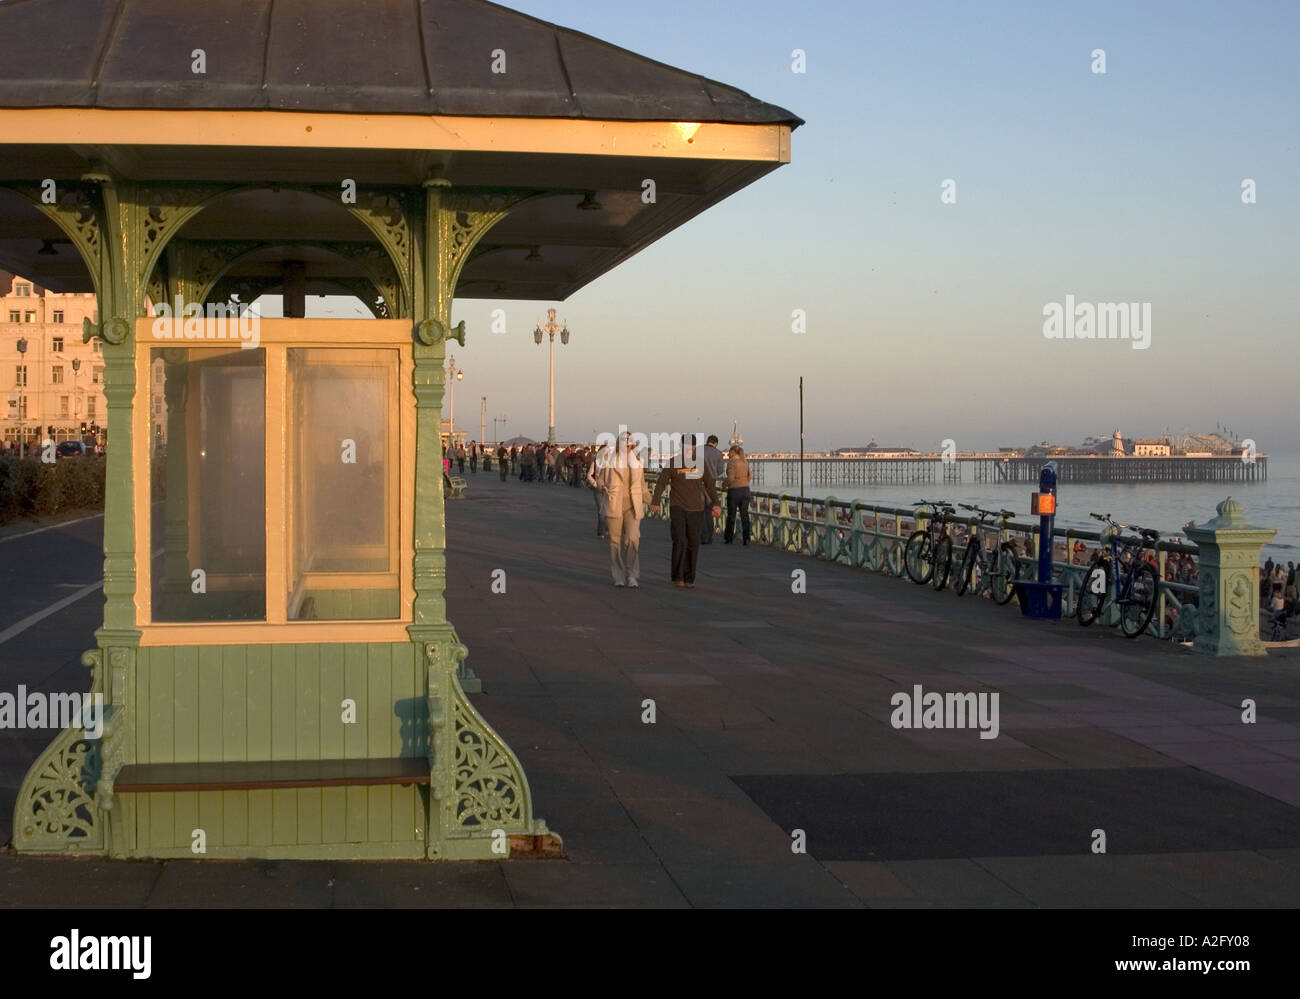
{"left": 0, "top": 512, "right": 104, "bottom": 544}
{"left": 0, "top": 582, "right": 101, "bottom": 646}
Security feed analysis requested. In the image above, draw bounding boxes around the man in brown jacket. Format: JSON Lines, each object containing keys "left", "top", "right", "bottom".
{"left": 650, "top": 433, "right": 721, "bottom": 588}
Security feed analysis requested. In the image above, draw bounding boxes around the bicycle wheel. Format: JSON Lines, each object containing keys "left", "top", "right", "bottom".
{"left": 904, "top": 530, "right": 934, "bottom": 584}
{"left": 1077, "top": 557, "right": 1110, "bottom": 626}
{"left": 1120, "top": 563, "right": 1159, "bottom": 638}
{"left": 991, "top": 543, "right": 1020, "bottom": 605}
{"left": 932, "top": 536, "right": 954, "bottom": 591}
{"left": 954, "top": 539, "right": 980, "bottom": 596}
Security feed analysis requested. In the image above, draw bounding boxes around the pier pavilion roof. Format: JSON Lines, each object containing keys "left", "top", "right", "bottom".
{"left": 0, "top": 0, "right": 800, "bottom": 299}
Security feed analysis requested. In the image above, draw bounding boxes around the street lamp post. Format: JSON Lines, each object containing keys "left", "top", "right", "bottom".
{"left": 533, "top": 308, "right": 569, "bottom": 445}
{"left": 71, "top": 357, "right": 81, "bottom": 438}
{"left": 16, "top": 336, "right": 27, "bottom": 456}
{"left": 445, "top": 354, "right": 463, "bottom": 436}
{"left": 480, "top": 396, "right": 486, "bottom": 445}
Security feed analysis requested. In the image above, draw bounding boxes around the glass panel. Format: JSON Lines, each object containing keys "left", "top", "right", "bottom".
{"left": 150, "top": 348, "right": 266, "bottom": 621}
{"left": 286, "top": 348, "right": 398, "bottom": 620}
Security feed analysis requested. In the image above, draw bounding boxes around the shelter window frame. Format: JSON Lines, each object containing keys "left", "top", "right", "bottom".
{"left": 133, "top": 318, "right": 416, "bottom": 646}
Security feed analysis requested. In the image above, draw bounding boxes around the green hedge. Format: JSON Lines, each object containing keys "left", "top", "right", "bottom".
{"left": 0, "top": 456, "right": 108, "bottom": 525}
{"left": 0, "top": 454, "right": 166, "bottom": 526}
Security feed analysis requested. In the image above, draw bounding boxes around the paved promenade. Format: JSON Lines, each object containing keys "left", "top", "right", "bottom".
{"left": 2, "top": 476, "right": 1300, "bottom": 907}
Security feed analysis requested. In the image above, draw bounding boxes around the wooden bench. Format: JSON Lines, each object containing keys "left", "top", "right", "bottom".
{"left": 114, "top": 757, "right": 430, "bottom": 792}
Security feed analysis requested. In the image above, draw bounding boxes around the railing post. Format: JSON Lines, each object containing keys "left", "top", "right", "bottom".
{"left": 1182, "top": 497, "right": 1276, "bottom": 655}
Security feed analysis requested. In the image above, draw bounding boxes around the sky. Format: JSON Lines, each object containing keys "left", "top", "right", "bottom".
{"left": 338, "top": 0, "right": 1298, "bottom": 452}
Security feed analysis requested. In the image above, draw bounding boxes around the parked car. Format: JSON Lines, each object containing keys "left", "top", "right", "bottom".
{"left": 56, "top": 440, "right": 87, "bottom": 458}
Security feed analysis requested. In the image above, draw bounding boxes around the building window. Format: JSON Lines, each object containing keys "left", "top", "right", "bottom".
{"left": 52, "top": 336, "right": 63, "bottom": 353}
{"left": 93, "top": 366, "right": 102, "bottom": 384}
{"left": 88, "top": 396, "right": 96, "bottom": 420}
{"left": 15, "top": 365, "right": 26, "bottom": 387}
{"left": 14, "top": 283, "right": 31, "bottom": 297}
{"left": 7, "top": 311, "right": 18, "bottom": 323}
{"left": 52, "top": 365, "right": 64, "bottom": 384}
{"left": 52, "top": 310, "right": 64, "bottom": 324}
{"left": 60, "top": 396, "right": 69, "bottom": 417}
{"left": 24, "top": 311, "right": 35, "bottom": 323}
{"left": 93, "top": 340, "right": 102, "bottom": 354}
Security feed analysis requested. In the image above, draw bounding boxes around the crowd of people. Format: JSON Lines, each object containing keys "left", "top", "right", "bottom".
{"left": 450, "top": 434, "right": 752, "bottom": 590}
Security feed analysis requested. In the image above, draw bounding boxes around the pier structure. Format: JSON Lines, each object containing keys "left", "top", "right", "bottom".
{"left": 750, "top": 453, "right": 1268, "bottom": 488}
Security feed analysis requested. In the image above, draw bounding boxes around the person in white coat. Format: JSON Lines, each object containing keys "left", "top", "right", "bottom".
{"left": 591, "top": 430, "right": 652, "bottom": 587}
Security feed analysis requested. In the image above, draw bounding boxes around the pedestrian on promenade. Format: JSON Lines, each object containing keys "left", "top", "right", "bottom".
{"left": 650, "top": 433, "right": 721, "bottom": 589}
{"left": 699, "top": 434, "right": 726, "bottom": 545}
{"left": 469, "top": 441, "right": 478, "bottom": 473}
{"left": 455, "top": 442, "right": 466, "bottom": 475}
{"left": 723, "top": 444, "right": 752, "bottom": 544}
{"left": 593, "top": 430, "right": 651, "bottom": 586}
{"left": 1285, "top": 569, "right": 1298, "bottom": 615}
{"left": 545, "top": 446, "right": 557, "bottom": 483}
{"left": 521, "top": 445, "right": 534, "bottom": 482}
{"left": 586, "top": 442, "right": 611, "bottom": 539}
{"left": 510, "top": 446, "right": 519, "bottom": 475}
{"left": 497, "top": 443, "right": 509, "bottom": 481}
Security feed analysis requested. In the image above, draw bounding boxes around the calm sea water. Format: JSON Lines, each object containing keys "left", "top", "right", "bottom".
{"left": 750, "top": 455, "right": 1300, "bottom": 555}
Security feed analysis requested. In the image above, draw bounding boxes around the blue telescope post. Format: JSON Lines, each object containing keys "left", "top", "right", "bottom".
{"left": 1013, "top": 460, "right": 1063, "bottom": 619}
{"left": 1037, "top": 461, "right": 1057, "bottom": 583}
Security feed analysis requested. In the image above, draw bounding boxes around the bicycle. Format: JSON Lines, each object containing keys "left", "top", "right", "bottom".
{"left": 904, "top": 499, "right": 956, "bottom": 590}
{"left": 953, "top": 504, "right": 1022, "bottom": 603}
{"left": 1076, "top": 512, "right": 1161, "bottom": 638}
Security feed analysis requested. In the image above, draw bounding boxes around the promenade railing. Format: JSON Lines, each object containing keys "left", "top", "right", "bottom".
{"left": 643, "top": 480, "right": 1202, "bottom": 641}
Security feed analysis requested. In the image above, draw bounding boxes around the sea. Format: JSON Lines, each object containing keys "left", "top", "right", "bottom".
{"left": 749, "top": 455, "right": 1300, "bottom": 556}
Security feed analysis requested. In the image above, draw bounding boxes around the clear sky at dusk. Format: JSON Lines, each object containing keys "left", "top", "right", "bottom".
{"left": 414, "top": 1, "right": 1297, "bottom": 451}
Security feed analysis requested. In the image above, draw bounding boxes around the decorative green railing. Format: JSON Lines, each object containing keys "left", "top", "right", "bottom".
{"left": 644, "top": 482, "right": 1202, "bottom": 641}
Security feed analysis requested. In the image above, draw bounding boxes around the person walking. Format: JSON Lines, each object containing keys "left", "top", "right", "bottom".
{"left": 496, "top": 443, "right": 509, "bottom": 481}
{"left": 593, "top": 431, "right": 651, "bottom": 586}
{"left": 455, "top": 442, "right": 466, "bottom": 475}
{"left": 699, "top": 434, "right": 726, "bottom": 545}
{"left": 723, "top": 444, "right": 752, "bottom": 544}
{"left": 469, "top": 441, "right": 478, "bottom": 473}
{"left": 586, "top": 443, "right": 610, "bottom": 539}
{"left": 650, "top": 433, "right": 721, "bottom": 589}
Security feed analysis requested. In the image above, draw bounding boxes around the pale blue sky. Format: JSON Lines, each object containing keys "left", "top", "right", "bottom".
{"left": 410, "top": 1, "right": 1298, "bottom": 450}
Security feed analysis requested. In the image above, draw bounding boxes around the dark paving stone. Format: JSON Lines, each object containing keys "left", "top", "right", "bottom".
{"left": 144, "top": 859, "right": 336, "bottom": 908}
{"left": 666, "top": 858, "right": 861, "bottom": 908}
{"left": 732, "top": 768, "right": 1300, "bottom": 861}
{"left": 331, "top": 861, "right": 512, "bottom": 907}
{"left": 503, "top": 862, "right": 688, "bottom": 908}
{"left": 0, "top": 853, "right": 162, "bottom": 908}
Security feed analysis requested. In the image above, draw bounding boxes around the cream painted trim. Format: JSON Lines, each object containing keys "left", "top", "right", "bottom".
{"left": 133, "top": 332, "right": 415, "bottom": 634}
{"left": 301, "top": 572, "right": 398, "bottom": 590}
{"left": 133, "top": 347, "right": 151, "bottom": 628}
{"left": 265, "top": 347, "right": 288, "bottom": 624}
{"left": 139, "top": 621, "right": 412, "bottom": 647}
{"left": 1, "top": 109, "right": 791, "bottom": 163}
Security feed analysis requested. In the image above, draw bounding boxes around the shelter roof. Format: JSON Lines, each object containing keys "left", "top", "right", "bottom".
{"left": 0, "top": 0, "right": 800, "bottom": 301}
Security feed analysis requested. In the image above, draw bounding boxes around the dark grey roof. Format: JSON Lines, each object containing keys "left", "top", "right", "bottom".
{"left": 0, "top": 0, "right": 802, "bottom": 126}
